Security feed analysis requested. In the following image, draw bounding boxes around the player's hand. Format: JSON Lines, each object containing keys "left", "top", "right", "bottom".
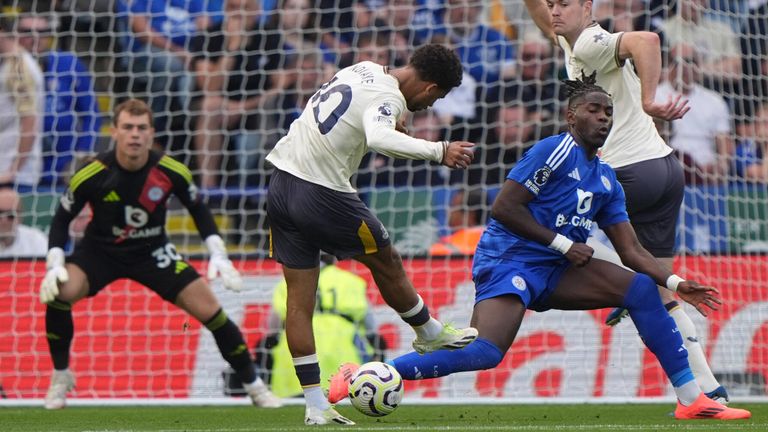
{"left": 441, "top": 141, "right": 474, "bottom": 169}
{"left": 564, "top": 242, "right": 593, "bottom": 267}
{"left": 643, "top": 94, "right": 690, "bottom": 121}
{"left": 205, "top": 235, "right": 243, "bottom": 292}
{"left": 40, "top": 248, "right": 68, "bottom": 304}
{"left": 677, "top": 280, "right": 722, "bottom": 317}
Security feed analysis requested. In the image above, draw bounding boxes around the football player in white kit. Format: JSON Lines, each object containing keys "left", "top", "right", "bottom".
{"left": 524, "top": 0, "right": 729, "bottom": 403}
{"left": 265, "top": 44, "right": 478, "bottom": 425}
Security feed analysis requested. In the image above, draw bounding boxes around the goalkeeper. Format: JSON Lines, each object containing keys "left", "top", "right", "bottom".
{"left": 39, "top": 99, "right": 281, "bottom": 410}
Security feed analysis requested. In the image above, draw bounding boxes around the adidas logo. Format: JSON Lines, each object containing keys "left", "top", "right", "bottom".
{"left": 103, "top": 190, "right": 121, "bottom": 202}
{"left": 568, "top": 168, "right": 581, "bottom": 181}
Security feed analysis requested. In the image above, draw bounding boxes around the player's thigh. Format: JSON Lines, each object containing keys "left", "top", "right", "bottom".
{"left": 546, "top": 259, "right": 637, "bottom": 310}
{"left": 470, "top": 295, "right": 526, "bottom": 352}
{"left": 174, "top": 278, "right": 222, "bottom": 323}
{"left": 128, "top": 242, "right": 203, "bottom": 304}
{"left": 66, "top": 242, "right": 126, "bottom": 298}
{"left": 353, "top": 244, "right": 404, "bottom": 278}
{"left": 56, "top": 263, "right": 90, "bottom": 304}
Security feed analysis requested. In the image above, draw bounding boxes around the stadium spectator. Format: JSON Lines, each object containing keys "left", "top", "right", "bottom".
{"left": 0, "top": 15, "right": 44, "bottom": 191}
{"left": 443, "top": 0, "right": 516, "bottom": 105}
{"left": 429, "top": 187, "right": 488, "bottom": 255}
{"left": 659, "top": 0, "right": 742, "bottom": 91}
{"left": 38, "top": 99, "right": 281, "bottom": 411}
{"left": 353, "top": 30, "right": 391, "bottom": 66}
{"left": 594, "top": 0, "right": 661, "bottom": 35}
{"left": 125, "top": 0, "right": 220, "bottom": 146}
{"left": 261, "top": 254, "right": 384, "bottom": 397}
{"left": 0, "top": 187, "right": 47, "bottom": 257}
{"left": 523, "top": 0, "right": 729, "bottom": 402}
{"left": 16, "top": 14, "right": 101, "bottom": 187}
{"left": 376, "top": 0, "right": 422, "bottom": 67}
{"left": 656, "top": 43, "right": 734, "bottom": 185}
{"left": 510, "top": 32, "right": 562, "bottom": 121}
{"left": 739, "top": 1, "right": 768, "bottom": 118}
{"left": 732, "top": 102, "right": 768, "bottom": 182}
{"left": 265, "top": 44, "right": 478, "bottom": 425}
{"left": 336, "top": 75, "right": 752, "bottom": 421}
{"left": 190, "top": 0, "right": 290, "bottom": 188}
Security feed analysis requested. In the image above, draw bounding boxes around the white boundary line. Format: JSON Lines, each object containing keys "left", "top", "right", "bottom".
{"left": 2, "top": 396, "right": 768, "bottom": 407}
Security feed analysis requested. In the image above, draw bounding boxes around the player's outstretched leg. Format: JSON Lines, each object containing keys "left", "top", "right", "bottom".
{"left": 622, "top": 274, "right": 749, "bottom": 420}
{"left": 45, "top": 300, "right": 75, "bottom": 410}
{"left": 328, "top": 362, "right": 359, "bottom": 403}
{"left": 356, "top": 247, "right": 478, "bottom": 354}
{"left": 205, "top": 308, "right": 282, "bottom": 408}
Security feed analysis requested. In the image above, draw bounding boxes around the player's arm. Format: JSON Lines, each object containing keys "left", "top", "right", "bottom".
{"left": 491, "top": 180, "right": 592, "bottom": 266}
{"left": 166, "top": 157, "right": 242, "bottom": 291}
{"left": 39, "top": 170, "right": 93, "bottom": 304}
{"left": 617, "top": 31, "right": 689, "bottom": 121}
{"left": 603, "top": 222, "right": 721, "bottom": 316}
{"left": 523, "top": 0, "right": 558, "bottom": 46}
{"left": 362, "top": 102, "right": 474, "bottom": 168}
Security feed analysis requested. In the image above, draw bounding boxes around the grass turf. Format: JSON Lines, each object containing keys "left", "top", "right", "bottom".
{"left": 1, "top": 404, "right": 765, "bottom": 432}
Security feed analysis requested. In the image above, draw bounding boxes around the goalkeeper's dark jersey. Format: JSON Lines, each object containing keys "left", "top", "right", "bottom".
{"left": 49, "top": 150, "right": 218, "bottom": 255}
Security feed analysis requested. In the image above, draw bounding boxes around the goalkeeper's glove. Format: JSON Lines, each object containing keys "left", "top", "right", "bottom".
{"left": 40, "top": 247, "right": 68, "bottom": 304}
{"left": 205, "top": 235, "right": 242, "bottom": 292}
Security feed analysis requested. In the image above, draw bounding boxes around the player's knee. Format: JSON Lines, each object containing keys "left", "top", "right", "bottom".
{"left": 467, "top": 338, "right": 505, "bottom": 370}
{"left": 622, "top": 273, "right": 659, "bottom": 311}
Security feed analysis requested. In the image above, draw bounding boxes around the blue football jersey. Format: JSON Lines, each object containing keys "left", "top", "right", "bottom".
{"left": 476, "top": 132, "right": 629, "bottom": 262}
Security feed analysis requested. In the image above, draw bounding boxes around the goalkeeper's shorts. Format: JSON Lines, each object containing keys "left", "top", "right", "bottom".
{"left": 68, "top": 239, "right": 200, "bottom": 302}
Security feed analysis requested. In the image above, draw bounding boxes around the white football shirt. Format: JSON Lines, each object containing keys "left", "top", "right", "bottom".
{"left": 558, "top": 24, "right": 671, "bottom": 168}
{"left": 266, "top": 61, "right": 445, "bottom": 193}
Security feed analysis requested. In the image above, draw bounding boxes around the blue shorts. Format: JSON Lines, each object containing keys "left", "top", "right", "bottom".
{"left": 472, "top": 254, "right": 569, "bottom": 312}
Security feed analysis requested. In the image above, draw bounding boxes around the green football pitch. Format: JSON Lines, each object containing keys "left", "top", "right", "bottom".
{"left": 1, "top": 404, "right": 766, "bottom": 432}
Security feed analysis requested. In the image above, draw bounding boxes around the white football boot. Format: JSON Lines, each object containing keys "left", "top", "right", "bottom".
{"left": 44, "top": 369, "right": 75, "bottom": 410}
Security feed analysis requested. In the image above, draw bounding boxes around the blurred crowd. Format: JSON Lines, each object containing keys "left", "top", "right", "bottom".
{"left": 0, "top": 0, "right": 767, "bottom": 254}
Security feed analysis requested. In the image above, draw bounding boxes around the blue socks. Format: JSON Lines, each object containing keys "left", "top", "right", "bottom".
{"left": 623, "top": 273, "right": 694, "bottom": 387}
{"left": 390, "top": 337, "right": 503, "bottom": 380}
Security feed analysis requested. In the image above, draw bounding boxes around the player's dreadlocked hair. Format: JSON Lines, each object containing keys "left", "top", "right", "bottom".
{"left": 410, "top": 44, "right": 463, "bottom": 91}
{"left": 564, "top": 71, "right": 609, "bottom": 109}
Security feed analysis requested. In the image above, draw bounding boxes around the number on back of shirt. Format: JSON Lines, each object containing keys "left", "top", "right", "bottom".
{"left": 311, "top": 76, "right": 352, "bottom": 134}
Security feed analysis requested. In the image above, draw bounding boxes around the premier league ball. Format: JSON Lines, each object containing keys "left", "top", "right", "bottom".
{"left": 348, "top": 361, "right": 404, "bottom": 417}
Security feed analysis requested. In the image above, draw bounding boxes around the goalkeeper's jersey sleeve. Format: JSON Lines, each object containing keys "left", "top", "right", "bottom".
{"left": 266, "top": 61, "right": 444, "bottom": 193}
{"left": 49, "top": 150, "right": 215, "bottom": 254}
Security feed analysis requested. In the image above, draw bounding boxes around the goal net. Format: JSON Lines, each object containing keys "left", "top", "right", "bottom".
{"left": 1, "top": 0, "right": 767, "bottom": 403}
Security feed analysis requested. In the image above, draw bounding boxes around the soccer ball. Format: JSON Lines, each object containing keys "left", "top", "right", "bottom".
{"left": 348, "top": 361, "right": 404, "bottom": 417}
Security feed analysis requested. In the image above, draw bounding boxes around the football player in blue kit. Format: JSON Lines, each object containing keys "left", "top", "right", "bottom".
{"left": 361, "top": 73, "right": 750, "bottom": 420}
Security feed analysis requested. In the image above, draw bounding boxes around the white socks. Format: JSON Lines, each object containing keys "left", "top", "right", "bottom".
{"left": 674, "top": 379, "right": 701, "bottom": 406}
{"left": 668, "top": 306, "right": 721, "bottom": 393}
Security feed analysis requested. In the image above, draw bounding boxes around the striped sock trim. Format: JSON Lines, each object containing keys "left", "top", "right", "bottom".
{"left": 293, "top": 354, "right": 319, "bottom": 366}
{"left": 204, "top": 309, "right": 228, "bottom": 331}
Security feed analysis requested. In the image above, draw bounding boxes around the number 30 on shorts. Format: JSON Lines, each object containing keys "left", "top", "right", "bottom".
{"left": 151, "top": 243, "right": 182, "bottom": 268}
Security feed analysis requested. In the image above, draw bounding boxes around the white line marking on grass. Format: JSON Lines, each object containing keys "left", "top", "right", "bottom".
{"left": 78, "top": 425, "right": 768, "bottom": 432}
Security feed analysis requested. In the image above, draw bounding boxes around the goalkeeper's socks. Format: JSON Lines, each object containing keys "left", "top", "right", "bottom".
{"left": 666, "top": 302, "right": 722, "bottom": 393}
{"left": 206, "top": 308, "right": 256, "bottom": 384}
{"left": 46, "top": 300, "right": 74, "bottom": 370}
{"left": 390, "top": 337, "right": 503, "bottom": 380}
{"left": 623, "top": 274, "right": 690, "bottom": 383}
{"left": 399, "top": 295, "right": 442, "bottom": 340}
